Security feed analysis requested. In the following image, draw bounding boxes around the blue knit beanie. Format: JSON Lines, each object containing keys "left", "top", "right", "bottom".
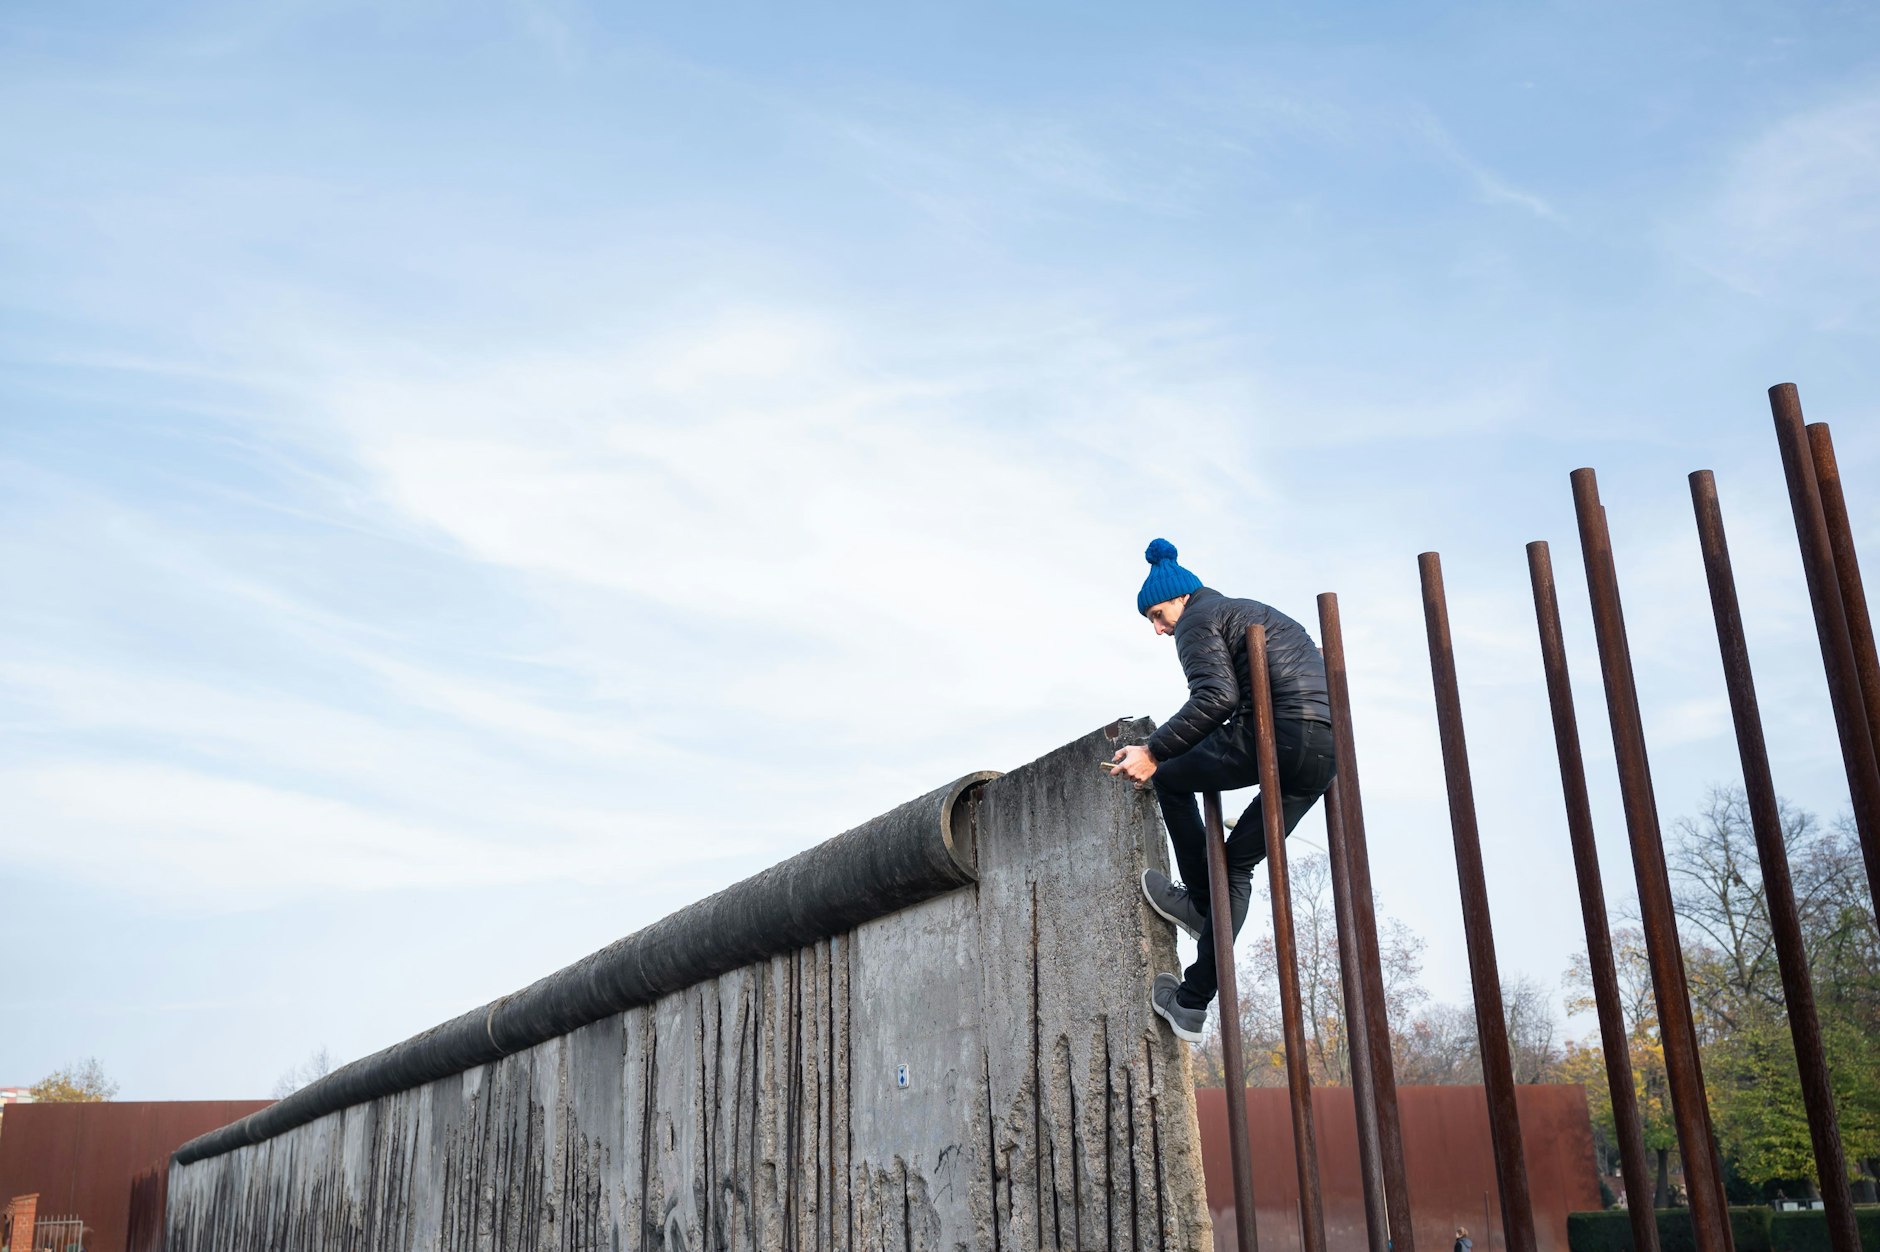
{"left": 1137, "top": 538, "right": 1203, "bottom": 615}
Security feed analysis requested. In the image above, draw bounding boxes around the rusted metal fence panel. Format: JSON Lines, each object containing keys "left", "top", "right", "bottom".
{"left": 1195, "top": 1085, "right": 1600, "bottom": 1252}
{"left": 0, "top": 1101, "right": 271, "bottom": 1252}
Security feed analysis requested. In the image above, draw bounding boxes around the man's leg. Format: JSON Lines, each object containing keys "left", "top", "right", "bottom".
{"left": 1152, "top": 782, "right": 1212, "bottom": 918}
{"left": 1151, "top": 729, "right": 1256, "bottom": 925}
{"left": 1151, "top": 730, "right": 1263, "bottom": 1010}
{"left": 1146, "top": 728, "right": 1260, "bottom": 1040}
{"left": 1223, "top": 719, "right": 1340, "bottom": 867}
{"left": 1176, "top": 718, "right": 1339, "bottom": 1008}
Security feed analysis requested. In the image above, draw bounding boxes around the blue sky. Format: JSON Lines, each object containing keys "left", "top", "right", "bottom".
{"left": 3, "top": 0, "right": 1877, "bottom": 1099}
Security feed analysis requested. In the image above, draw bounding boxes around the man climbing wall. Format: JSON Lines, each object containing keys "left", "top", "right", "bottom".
{"left": 1107, "top": 538, "right": 1338, "bottom": 1042}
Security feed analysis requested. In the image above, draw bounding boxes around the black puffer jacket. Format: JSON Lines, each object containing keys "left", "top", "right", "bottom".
{"left": 1146, "top": 587, "right": 1332, "bottom": 762}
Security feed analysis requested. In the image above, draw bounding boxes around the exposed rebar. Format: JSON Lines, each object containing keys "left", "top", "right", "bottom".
{"left": 1571, "top": 467, "right": 1734, "bottom": 1252}
{"left": 1249, "top": 624, "right": 1327, "bottom": 1252}
{"left": 1525, "top": 539, "right": 1659, "bottom": 1252}
{"left": 1324, "top": 780, "right": 1391, "bottom": 1252}
{"left": 1690, "top": 469, "right": 1858, "bottom": 1252}
{"left": 1417, "top": 552, "right": 1537, "bottom": 1252}
{"left": 1317, "top": 591, "right": 1415, "bottom": 1252}
{"left": 1205, "top": 788, "right": 1261, "bottom": 1252}
{"left": 1786, "top": 412, "right": 1880, "bottom": 916}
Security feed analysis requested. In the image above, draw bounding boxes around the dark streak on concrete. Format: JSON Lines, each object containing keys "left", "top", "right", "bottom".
{"left": 1147, "top": 1041, "right": 1167, "bottom": 1252}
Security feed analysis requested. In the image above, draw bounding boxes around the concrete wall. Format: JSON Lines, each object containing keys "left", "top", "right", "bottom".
{"left": 166, "top": 720, "right": 1213, "bottom": 1252}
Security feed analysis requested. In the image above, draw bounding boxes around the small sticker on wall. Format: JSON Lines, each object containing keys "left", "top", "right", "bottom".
{"left": 896, "top": 1064, "right": 910, "bottom": 1090}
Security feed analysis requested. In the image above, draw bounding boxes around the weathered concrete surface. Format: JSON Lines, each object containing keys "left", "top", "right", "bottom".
{"left": 166, "top": 720, "right": 1211, "bottom": 1251}
{"left": 177, "top": 772, "right": 995, "bottom": 1167}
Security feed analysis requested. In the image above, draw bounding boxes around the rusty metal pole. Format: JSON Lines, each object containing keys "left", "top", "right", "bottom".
{"left": 1690, "top": 470, "right": 1859, "bottom": 1252}
{"left": 1809, "top": 424, "right": 1880, "bottom": 759}
{"left": 1794, "top": 416, "right": 1880, "bottom": 915}
{"left": 1249, "top": 624, "right": 1328, "bottom": 1252}
{"left": 1317, "top": 591, "right": 1416, "bottom": 1252}
{"left": 1525, "top": 540, "right": 1660, "bottom": 1252}
{"left": 1771, "top": 385, "right": 1880, "bottom": 914}
{"left": 1417, "top": 553, "right": 1538, "bottom": 1252}
{"left": 1325, "top": 780, "right": 1391, "bottom": 1252}
{"left": 1571, "top": 467, "right": 1734, "bottom": 1252}
{"left": 1205, "top": 786, "right": 1261, "bottom": 1252}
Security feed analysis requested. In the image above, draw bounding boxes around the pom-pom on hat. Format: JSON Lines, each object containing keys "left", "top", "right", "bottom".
{"left": 1137, "top": 538, "right": 1203, "bottom": 615}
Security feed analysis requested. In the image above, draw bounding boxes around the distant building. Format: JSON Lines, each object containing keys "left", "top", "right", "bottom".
{"left": 0, "top": 1088, "right": 31, "bottom": 1137}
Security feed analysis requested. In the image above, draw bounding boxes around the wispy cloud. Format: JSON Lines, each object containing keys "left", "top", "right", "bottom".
{"left": 6, "top": 0, "right": 1877, "bottom": 1099}
{"left": 1412, "top": 112, "right": 1565, "bottom": 224}
{"left": 0, "top": 292, "right": 1306, "bottom": 907}
{"left": 1675, "top": 88, "right": 1880, "bottom": 332}
{"left": 827, "top": 100, "right": 1202, "bottom": 228}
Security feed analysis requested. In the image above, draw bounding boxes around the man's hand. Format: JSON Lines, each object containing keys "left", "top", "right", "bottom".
{"left": 1108, "top": 744, "right": 1157, "bottom": 785}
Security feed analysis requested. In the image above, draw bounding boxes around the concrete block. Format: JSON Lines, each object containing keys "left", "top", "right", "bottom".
{"left": 166, "top": 721, "right": 1211, "bottom": 1251}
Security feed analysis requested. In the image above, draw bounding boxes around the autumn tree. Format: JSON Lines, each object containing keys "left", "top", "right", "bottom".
{"left": 1667, "top": 787, "right": 1880, "bottom": 1192}
{"left": 31, "top": 1057, "right": 119, "bottom": 1102}
{"left": 1791, "top": 813, "right": 1880, "bottom": 1187}
{"left": 1567, "top": 788, "right": 1880, "bottom": 1201}
{"left": 1564, "top": 926, "right": 1678, "bottom": 1207}
{"left": 1708, "top": 1008, "right": 1818, "bottom": 1189}
{"left": 1668, "top": 786, "right": 1811, "bottom": 1040}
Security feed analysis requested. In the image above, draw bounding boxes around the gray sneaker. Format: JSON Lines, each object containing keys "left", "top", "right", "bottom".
{"left": 1140, "top": 868, "right": 1204, "bottom": 941}
{"left": 1151, "top": 973, "right": 1206, "bottom": 1043}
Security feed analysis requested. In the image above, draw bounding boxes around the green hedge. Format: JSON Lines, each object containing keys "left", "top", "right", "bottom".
{"left": 1567, "top": 1206, "right": 1773, "bottom": 1252}
{"left": 1676, "top": 1208, "right": 1773, "bottom": 1252}
{"left": 1569, "top": 1202, "right": 1880, "bottom": 1252}
{"left": 1567, "top": 1210, "right": 1638, "bottom": 1252}
{"left": 1769, "top": 1207, "right": 1880, "bottom": 1252}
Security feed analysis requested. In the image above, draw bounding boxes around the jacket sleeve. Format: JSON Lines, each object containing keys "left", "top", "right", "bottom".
{"left": 1146, "top": 615, "right": 1240, "bottom": 761}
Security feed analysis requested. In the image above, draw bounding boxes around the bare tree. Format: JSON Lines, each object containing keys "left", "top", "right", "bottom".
{"left": 1396, "top": 1002, "right": 1480, "bottom": 1085}
{"left": 1194, "top": 852, "right": 1435, "bottom": 1088}
{"left": 1189, "top": 856, "right": 1557, "bottom": 1093}
{"left": 1667, "top": 785, "right": 1815, "bottom": 1036}
{"left": 31, "top": 1057, "right": 119, "bottom": 1102}
{"left": 1565, "top": 924, "right": 1658, "bottom": 1035}
{"left": 1502, "top": 974, "right": 1562, "bottom": 1083}
{"left": 271, "top": 1046, "right": 338, "bottom": 1099}
{"left": 1793, "top": 811, "right": 1880, "bottom": 1009}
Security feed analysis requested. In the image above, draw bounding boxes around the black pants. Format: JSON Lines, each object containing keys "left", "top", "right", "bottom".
{"left": 1154, "top": 716, "right": 1337, "bottom": 1008}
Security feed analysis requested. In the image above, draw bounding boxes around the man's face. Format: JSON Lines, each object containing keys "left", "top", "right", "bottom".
{"left": 1146, "top": 595, "right": 1189, "bottom": 636}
